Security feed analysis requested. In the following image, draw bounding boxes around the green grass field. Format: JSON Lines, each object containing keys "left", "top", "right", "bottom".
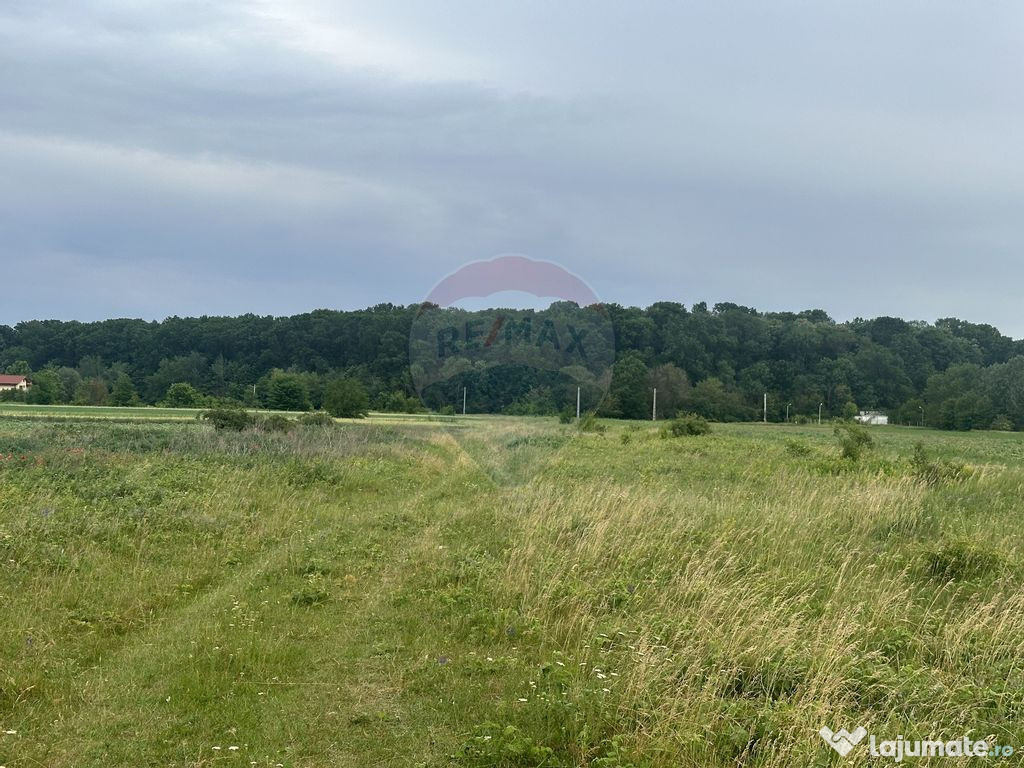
{"left": 1, "top": 413, "right": 1022, "bottom": 766}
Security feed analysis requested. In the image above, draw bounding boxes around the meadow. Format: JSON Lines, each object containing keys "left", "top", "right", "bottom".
{"left": 1, "top": 410, "right": 1022, "bottom": 766}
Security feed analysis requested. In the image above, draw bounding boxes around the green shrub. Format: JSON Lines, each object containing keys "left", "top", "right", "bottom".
{"left": 910, "top": 442, "right": 972, "bottom": 486}
{"left": 578, "top": 411, "right": 606, "bottom": 433}
{"left": 924, "top": 539, "right": 1003, "bottom": 582}
{"left": 783, "top": 438, "right": 812, "bottom": 456}
{"left": 834, "top": 423, "right": 873, "bottom": 460}
{"left": 200, "top": 407, "right": 255, "bottom": 431}
{"left": 291, "top": 576, "right": 330, "bottom": 606}
{"left": 298, "top": 411, "right": 335, "bottom": 427}
{"left": 438, "top": 404, "right": 456, "bottom": 416}
{"left": 458, "top": 723, "right": 556, "bottom": 766}
{"left": 557, "top": 407, "right": 574, "bottom": 424}
{"left": 666, "top": 413, "right": 711, "bottom": 437}
{"left": 260, "top": 414, "right": 295, "bottom": 433}
{"left": 381, "top": 390, "right": 424, "bottom": 413}
{"left": 991, "top": 415, "right": 1014, "bottom": 431}
{"left": 592, "top": 737, "right": 650, "bottom": 768}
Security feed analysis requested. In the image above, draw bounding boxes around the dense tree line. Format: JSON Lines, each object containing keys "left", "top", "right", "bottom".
{"left": 2, "top": 302, "right": 1023, "bottom": 430}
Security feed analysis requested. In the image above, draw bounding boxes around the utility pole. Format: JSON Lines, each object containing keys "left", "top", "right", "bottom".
{"left": 462, "top": 386, "right": 467, "bottom": 415}
{"left": 919, "top": 405, "right": 924, "bottom": 427}
{"left": 652, "top": 388, "right": 657, "bottom": 421}
{"left": 786, "top": 403, "right": 791, "bottom": 423}
{"left": 576, "top": 386, "right": 581, "bottom": 421}
{"left": 818, "top": 403, "right": 823, "bottom": 425}
{"left": 763, "top": 393, "right": 767, "bottom": 423}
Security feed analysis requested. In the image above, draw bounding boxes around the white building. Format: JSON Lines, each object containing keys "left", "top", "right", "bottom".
{"left": 855, "top": 410, "right": 888, "bottom": 425}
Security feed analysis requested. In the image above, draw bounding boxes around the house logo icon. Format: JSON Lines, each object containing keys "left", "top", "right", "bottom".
{"left": 819, "top": 726, "right": 868, "bottom": 757}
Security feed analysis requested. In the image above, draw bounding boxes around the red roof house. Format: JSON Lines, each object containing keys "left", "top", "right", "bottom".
{"left": 0, "top": 375, "right": 30, "bottom": 391}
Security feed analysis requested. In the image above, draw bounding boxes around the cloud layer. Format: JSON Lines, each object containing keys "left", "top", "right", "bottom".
{"left": 2, "top": 1, "right": 1023, "bottom": 334}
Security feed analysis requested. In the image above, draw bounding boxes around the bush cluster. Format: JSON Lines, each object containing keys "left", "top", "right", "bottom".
{"left": 666, "top": 413, "right": 711, "bottom": 437}
{"left": 577, "top": 411, "right": 606, "bottom": 433}
{"left": 910, "top": 442, "right": 972, "bottom": 485}
{"left": 298, "top": 411, "right": 335, "bottom": 427}
{"left": 834, "top": 423, "right": 873, "bottom": 460}
{"left": 200, "top": 408, "right": 255, "bottom": 431}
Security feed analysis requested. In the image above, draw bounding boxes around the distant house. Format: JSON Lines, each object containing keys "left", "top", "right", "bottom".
{"left": 0, "top": 374, "right": 31, "bottom": 392}
{"left": 855, "top": 410, "right": 888, "bottom": 425}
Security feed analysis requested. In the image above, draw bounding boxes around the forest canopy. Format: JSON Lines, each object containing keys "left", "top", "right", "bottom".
{"left": 2, "top": 302, "right": 1022, "bottom": 431}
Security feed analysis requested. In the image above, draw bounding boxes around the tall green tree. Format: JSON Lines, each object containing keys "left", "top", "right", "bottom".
{"left": 323, "top": 377, "right": 369, "bottom": 418}
{"left": 162, "top": 382, "right": 204, "bottom": 408}
{"left": 606, "top": 353, "right": 650, "bottom": 420}
{"left": 264, "top": 371, "right": 311, "bottom": 412}
{"left": 110, "top": 374, "right": 139, "bottom": 406}
{"left": 26, "top": 369, "right": 60, "bottom": 405}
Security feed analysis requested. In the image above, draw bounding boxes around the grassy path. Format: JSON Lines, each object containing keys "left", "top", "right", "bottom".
{"left": 2, "top": 428, "right": 494, "bottom": 767}
{"left": 4, "top": 418, "right": 1024, "bottom": 766}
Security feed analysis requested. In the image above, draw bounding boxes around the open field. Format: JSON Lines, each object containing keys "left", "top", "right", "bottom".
{"left": 0, "top": 404, "right": 381, "bottom": 423}
{"left": 0, "top": 404, "right": 473, "bottom": 428}
{"left": 1, "top": 414, "right": 1023, "bottom": 766}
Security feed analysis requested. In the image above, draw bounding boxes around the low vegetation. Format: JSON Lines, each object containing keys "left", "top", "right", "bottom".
{"left": 834, "top": 422, "right": 874, "bottom": 460}
{"left": 1, "top": 415, "right": 1022, "bottom": 766}
{"left": 664, "top": 412, "right": 711, "bottom": 437}
{"left": 200, "top": 406, "right": 255, "bottom": 431}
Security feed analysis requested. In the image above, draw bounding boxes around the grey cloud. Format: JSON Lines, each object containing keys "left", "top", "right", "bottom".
{"left": 1, "top": 1, "right": 1023, "bottom": 335}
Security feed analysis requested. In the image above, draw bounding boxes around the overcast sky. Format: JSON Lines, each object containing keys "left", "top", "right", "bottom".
{"left": 2, "top": 1, "right": 1023, "bottom": 335}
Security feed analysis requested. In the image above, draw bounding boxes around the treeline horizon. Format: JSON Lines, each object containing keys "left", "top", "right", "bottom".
{"left": 2, "top": 301, "right": 1023, "bottom": 431}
